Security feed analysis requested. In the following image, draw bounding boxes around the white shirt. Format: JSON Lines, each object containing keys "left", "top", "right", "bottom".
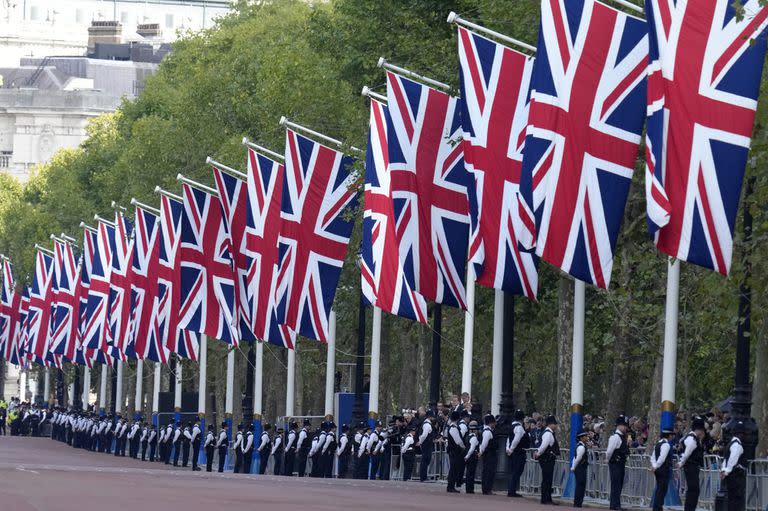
{"left": 204, "top": 431, "right": 215, "bottom": 447}
{"left": 322, "top": 431, "right": 334, "bottom": 453}
{"left": 447, "top": 423, "right": 466, "bottom": 450}
{"left": 336, "top": 434, "right": 348, "bottom": 456}
{"left": 605, "top": 430, "right": 623, "bottom": 460}
{"left": 216, "top": 430, "right": 227, "bottom": 448}
{"left": 402, "top": 435, "right": 415, "bottom": 453}
{"left": 233, "top": 432, "right": 243, "bottom": 450}
{"left": 148, "top": 430, "right": 157, "bottom": 443}
{"left": 650, "top": 440, "right": 670, "bottom": 470}
{"left": 296, "top": 429, "right": 308, "bottom": 451}
{"left": 164, "top": 426, "right": 173, "bottom": 442}
{"left": 418, "top": 421, "right": 432, "bottom": 446}
{"left": 678, "top": 433, "right": 698, "bottom": 466}
{"left": 357, "top": 434, "right": 369, "bottom": 457}
{"left": 173, "top": 428, "right": 182, "bottom": 443}
{"left": 183, "top": 428, "right": 192, "bottom": 441}
{"left": 285, "top": 430, "right": 296, "bottom": 451}
{"left": 465, "top": 433, "right": 479, "bottom": 461}
{"left": 507, "top": 422, "right": 526, "bottom": 455}
{"left": 479, "top": 427, "right": 494, "bottom": 455}
{"left": 242, "top": 432, "right": 254, "bottom": 452}
{"left": 721, "top": 438, "right": 744, "bottom": 476}
{"left": 258, "top": 433, "right": 270, "bottom": 452}
{"left": 571, "top": 443, "right": 586, "bottom": 470}
{"left": 536, "top": 428, "right": 555, "bottom": 457}
{"left": 270, "top": 435, "right": 282, "bottom": 455}
{"left": 191, "top": 425, "right": 201, "bottom": 442}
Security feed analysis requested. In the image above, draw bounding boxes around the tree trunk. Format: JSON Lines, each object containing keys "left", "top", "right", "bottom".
{"left": 556, "top": 276, "right": 574, "bottom": 448}
{"left": 754, "top": 315, "right": 768, "bottom": 456}
{"left": 126, "top": 361, "right": 136, "bottom": 418}
{"left": 0, "top": 358, "right": 5, "bottom": 399}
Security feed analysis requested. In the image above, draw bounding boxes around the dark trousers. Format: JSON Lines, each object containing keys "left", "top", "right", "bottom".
{"left": 140, "top": 440, "right": 148, "bottom": 460}
{"left": 242, "top": 449, "right": 253, "bottom": 474}
{"left": 402, "top": 453, "right": 415, "bottom": 481}
{"left": 310, "top": 454, "right": 322, "bottom": 477}
{"left": 192, "top": 441, "right": 201, "bottom": 469}
{"left": 114, "top": 437, "right": 122, "bottom": 456}
{"left": 258, "top": 450, "right": 270, "bottom": 474}
{"left": 338, "top": 455, "right": 350, "bottom": 479}
{"left": 131, "top": 438, "right": 140, "bottom": 458}
{"left": 234, "top": 448, "right": 243, "bottom": 473}
{"left": 465, "top": 457, "right": 478, "bottom": 494}
{"left": 653, "top": 469, "right": 671, "bottom": 511}
{"left": 609, "top": 462, "right": 625, "bottom": 510}
{"left": 284, "top": 449, "right": 295, "bottom": 476}
{"left": 322, "top": 452, "right": 333, "bottom": 478}
{"left": 540, "top": 459, "right": 555, "bottom": 503}
{"left": 380, "top": 449, "right": 391, "bottom": 480}
{"left": 217, "top": 445, "right": 227, "bottom": 472}
{"left": 173, "top": 440, "right": 181, "bottom": 466}
{"left": 447, "top": 450, "right": 464, "bottom": 490}
{"left": 149, "top": 441, "right": 156, "bottom": 461}
{"left": 273, "top": 452, "right": 283, "bottom": 475}
{"left": 182, "top": 441, "right": 190, "bottom": 467}
{"left": 419, "top": 443, "right": 432, "bottom": 482}
{"left": 205, "top": 446, "right": 214, "bottom": 472}
{"left": 355, "top": 453, "right": 369, "bottom": 479}
{"left": 725, "top": 470, "right": 746, "bottom": 511}
{"left": 296, "top": 451, "right": 308, "bottom": 476}
{"left": 482, "top": 453, "right": 497, "bottom": 495}
{"left": 370, "top": 453, "right": 381, "bottom": 480}
{"left": 574, "top": 464, "right": 588, "bottom": 507}
{"left": 164, "top": 442, "right": 173, "bottom": 464}
{"left": 684, "top": 465, "right": 700, "bottom": 511}
{"left": 508, "top": 452, "right": 526, "bottom": 495}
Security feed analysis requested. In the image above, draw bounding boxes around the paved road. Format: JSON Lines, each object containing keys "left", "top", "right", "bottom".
{"left": 0, "top": 436, "right": 565, "bottom": 511}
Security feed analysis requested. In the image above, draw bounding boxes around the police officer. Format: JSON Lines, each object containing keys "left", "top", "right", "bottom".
{"left": 534, "top": 415, "right": 560, "bottom": 505}
{"left": 191, "top": 419, "right": 202, "bottom": 471}
{"left": 172, "top": 421, "right": 183, "bottom": 466}
{"left": 148, "top": 424, "right": 158, "bottom": 462}
{"left": 368, "top": 421, "right": 383, "bottom": 480}
{"left": 296, "top": 419, "right": 311, "bottom": 477}
{"left": 479, "top": 414, "right": 498, "bottom": 495}
{"left": 352, "top": 422, "right": 364, "bottom": 478}
{"left": 284, "top": 421, "right": 298, "bottom": 476}
{"left": 257, "top": 424, "right": 272, "bottom": 474}
{"left": 322, "top": 422, "right": 337, "bottom": 478}
{"left": 572, "top": 429, "right": 590, "bottom": 507}
{"left": 271, "top": 427, "right": 284, "bottom": 475}
{"left": 651, "top": 428, "right": 675, "bottom": 511}
{"left": 129, "top": 419, "right": 140, "bottom": 458}
{"left": 446, "top": 411, "right": 466, "bottom": 493}
{"left": 310, "top": 423, "right": 326, "bottom": 477}
{"left": 464, "top": 420, "right": 480, "bottom": 494}
{"left": 181, "top": 422, "right": 192, "bottom": 467}
{"left": 506, "top": 409, "right": 529, "bottom": 497}
{"left": 163, "top": 421, "right": 174, "bottom": 464}
{"left": 401, "top": 425, "right": 417, "bottom": 481}
{"left": 417, "top": 412, "right": 435, "bottom": 482}
{"left": 204, "top": 425, "right": 216, "bottom": 472}
{"left": 140, "top": 422, "right": 149, "bottom": 461}
{"left": 216, "top": 421, "right": 229, "bottom": 473}
{"left": 242, "top": 423, "right": 254, "bottom": 474}
{"left": 355, "top": 424, "right": 371, "bottom": 479}
{"left": 720, "top": 421, "right": 747, "bottom": 511}
{"left": 677, "top": 417, "right": 706, "bottom": 511}
{"left": 378, "top": 421, "right": 394, "bottom": 481}
{"left": 233, "top": 423, "right": 244, "bottom": 473}
{"left": 336, "top": 424, "right": 352, "bottom": 478}
{"left": 606, "top": 415, "right": 630, "bottom": 511}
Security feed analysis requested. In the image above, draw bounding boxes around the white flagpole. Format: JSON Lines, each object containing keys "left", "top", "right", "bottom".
{"left": 115, "top": 360, "right": 123, "bottom": 415}
{"left": 660, "top": 258, "right": 680, "bottom": 429}
{"left": 43, "top": 367, "right": 50, "bottom": 406}
{"left": 99, "top": 366, "right": 108, "bottom": 416}
{"left": 68, "top": 381, "right": 75, "bottom": 407}
{"left": 19, "top": 370, "right": 27, "bottom": 401}
{"left": 174, "top": 360, "right": 182, "bottom": 422}
{"left": 225, "top": 347, "right": 235, "bottom": 464}
{"left": 152, "top": 362, "right": 160, "bottom": 426}
{"left": 461, "top": 266, "right": 475, "bottom": 395}
{"left": 198, "top": 335, "right": 207, "bottom": 420}
{"left": 324, "top": 310, "right": 337, "bottom": 418}
{"left": 82, "top": 367, "right": 91, "bottom": 410}
{"left": 369, "top": 307, "right": 382, "bottom": 421}
{"left": 286, "top": 346, "right": 295, "bottom": 418}
{"left": 570, "top": 280, "right": 586, "bottom": 459}
{"left": 134, "top": 359, "right": 143, "bottom": 419}
{"left": 254, "top": 341, "right": 263, "bottom": 418}
{"left": 490, "top": 289, "right": 504, "bottom": 415}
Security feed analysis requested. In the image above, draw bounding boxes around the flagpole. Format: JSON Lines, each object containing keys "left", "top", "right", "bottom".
{"left": 428, "top": 304, "right": 442, "bottom": 410}
{"left": 206, "top": 156, "right": 246, "bottom": 180}
{"left": 82, "top": 366, "right": 90, "bottom": 411}
{"left": 378, "top": 57, "right": 451, "bottom": 91}
{"left": 368, "top": 307, "right": 381, "bottom": 424}
{"left": 490, "top": 289, "right": 504, "bottom": 415}
{"left": 570, "top": 279, "right": 586, "bottom": 456}
{"left": 225, "top": 347, "right": 235, "bottom": 470}
{"left": 134, "top": 359, "right": 143, "bottom": 420}
{"left": 243, "top": 137, "right": 285, "bottom": 161}
{"left": 99, "top": 365, "right": 108, "bottom": 416}
{"left": 325, "top": 310, "right": 337, "bottom": 419}
{"left": 660, "top": 258, "right": 680, "bottom": 429}
{"left": 253, "top": 340, "right": 263, "bottom": 473}
{"left": 115, "top": 360, "right": 123, "bottom": 416}
{"left": 286, "top": 345, "right": 295, "bottom": 418}
{"left": 198, "top": 334, "right": 207, "bottom": 466}
{"left": 279, "top": 116, "right": 363, "bottom": 154}
{"left": 447, "top": 11, "right": 537, "bottom": 53}
{"left": 174, "top": 359, "right": 182, "bottom": 424}
{"left": 152, "top": 362, "right": 160, "bottom": 427}
{"left": 19, "top": 370, "right": 26, "bottom": 401}
{"left": 461, "top": 266, "right": 475, "bottom": 395}
{"left": 44, "top": 367, "right": 50, "bottom": 407}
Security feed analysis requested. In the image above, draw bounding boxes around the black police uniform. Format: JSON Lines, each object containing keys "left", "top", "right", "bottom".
{"left": 608, "top": 431, "right": 629, "bottom": 510}
{"left": 539, "top": 427, "right": 559, "bottom": 504}
{"left": 682, "top": 432, "right": 704, "bottom": 511}
{"left": 480, "top": 425, "right": 498, "bottom": 495}
{"left": 652, "top": 438, "right": 672, "bottom": 511}
{"left": 573, "top": 439, "right": 589, "bottom": 507}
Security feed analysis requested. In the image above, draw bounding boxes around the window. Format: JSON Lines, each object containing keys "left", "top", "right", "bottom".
{"left": 165, "top": 13, "right": 174, "bottom": 29}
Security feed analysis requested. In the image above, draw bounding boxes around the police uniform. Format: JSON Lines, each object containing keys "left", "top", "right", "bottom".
{"left": 464, "top": 421, "right": 480, "bottom": 494}
{"left": 572, "top": 429, "right": 590, "bottom": 507}
{"left": 216, "top": 422, "right": 229, "bottom": 473}
{"left": 479, "top": 414, "right": 498, "bottom": 495}
{"left": 233, "top": 425, "right": 244, "bottom": 473}
{"left": 368, "top": 424, "right": 382, "bottom": 480}
{"left": 401, "top": 427, "right": 417, "bottom": 481}
{"left": 651, "top": 429, "right": 674, "bottom": 511}
{"left": 172, "top": 422, "right": 182, "bottom": 466}
{"left": 336, "top": 425, "right": 352, "bottom": 478}
{"left": 417, "top": 416, "right": 435, "bottom": 482}
{"left": 242, "top": 426, "right": 254, "bottom": 474}
{"left": 296, "top": 420, "right": 312, "bottom": 477}
{"left": 271, "top": 429, "right": 284, "bottom": 475}
{"left": 506, "top": 410, "right": 529, "bottom": 497}
{"left": 606, "top": 416, "right": 630, "bottom": 510}
{"left": 678, "top": 419, "right": 705, "bottom": 511}
{"left": 284, "top": 423, "right": 298, "bottom": 476}
{"left": 140, "top": 424, "right": 149, "bottom": 460}
{"left": 536, "top": 416, "right": 560, "bottom": 504}
{"left": 257, "top": 425, "right": 272, "bottom": 474}
{"left": 446, "top": 411, "right": 466, "bottom": 493}
{"left": 191, "top": 422, "right": 202, "bottom": 471}
{"left": 721, "top": 422, "right": 747, "bottom": 511}
{"left": 204, "top": 426, "right": 216, "bottom": 472}
{"left": 148, "top": 425, "right": 158, "bottom": 462}
{"left": 181, "top": 423, "right": 192, "bottom": 467}
{"left": 322, "top": 423, "right": 337, "bottom": 478}
{"left": 355, "top": 427, "right": 371, "bottom": 479}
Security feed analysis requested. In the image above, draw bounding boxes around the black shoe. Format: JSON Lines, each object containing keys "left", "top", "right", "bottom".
{"left": 482, "top": 491, "right": 493, "bottom": 495}
{"left": 447, "top": 488, "right": 460, "bottom": 493}
{"left": 508, "top": 493, "right": 523, "bottom": 498}
{"left": 193, "top": 467, "right": 201, "bottom": 471}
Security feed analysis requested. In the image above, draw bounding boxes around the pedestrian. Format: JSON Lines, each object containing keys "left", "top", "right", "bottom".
{"left": 172, "top": 421, "right": 182, "bottom": 466}
{"left": 204, "top": 425, "right": 215, "bottom": 472}
{"left": 479, "top": 413, "right": 498, "bottom": 495}
{"left": 148, "top": 424, "right": 158, "bottom": 462}
{"left": 677, "top": 417, "right": 706, "bottom": 511}
{"left": 181, "top": 422, "right": 192, "bottom": 467}
{"left": 140, "top": 422, "right": 149, "bottom": 461}
{"left": 464, "top": 420, "right": 480, "bottom": 494}
{"left": 506, "top": 409, "right": 529, "bottom": 498}
{"left": 534, "top": 415, "right": 559, "bottom": 505}
{"left": 606, "top": 415, "right": 630, "bottom": 511}
{"left": 650, "top": 428, "right": 675, "bottom": 511}
{"left": 720, "top": 421, "right": 747, "bottom": 511}
{"left": 572, "top": 429, "right": 591, "bottom": 507}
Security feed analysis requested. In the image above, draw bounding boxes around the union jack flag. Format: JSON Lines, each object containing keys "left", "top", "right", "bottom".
{"left": 157, "top": 194, "right": 199, "bottom": 360}
{"left": 49, "top": 239, "right": 81, "bottom": 362}
{"left": 386, "top": 71, "right": 470, "bottom": 308}
{"left": 245, "top": 148, "right": 295, "bottom": 348}
{"left": 212, "top": 165, "right": 260, "bottom": 343}
{"left": 458, "top": 26, "right": 538, "bottom": 298}
{"left": 178, "top": 183, "right": 238, "bottom": 345}
{"left": 106, "top": 212, "right": 135, "bottom": 359}
{"left": 83, "top": 219, "right": 119, "bottom": 358}
{"left": 16, "top": 288, "right": 30, "bottom": 361}
{"left": 0, "top": 259, "right": 21, "bottom": 365}
{"left": 361, "top": 99, "right": 428, "bottom": 323}
{"left": 25, "top": 249, "right": 56, "bottom": 365}
{"left": 645, "top": 0, "right": 768, "bottom": 274}
{"left": 78, "top": 227, "right": 113, "bottom": 367}
{"left": 517, "top": 0, "right": 648, "bottom": 288}
{"left": 274, "top": 128, "right": 357, "bottom": 342}
{"left": 128, "top": 206, "right": 169, "bottom": 362}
